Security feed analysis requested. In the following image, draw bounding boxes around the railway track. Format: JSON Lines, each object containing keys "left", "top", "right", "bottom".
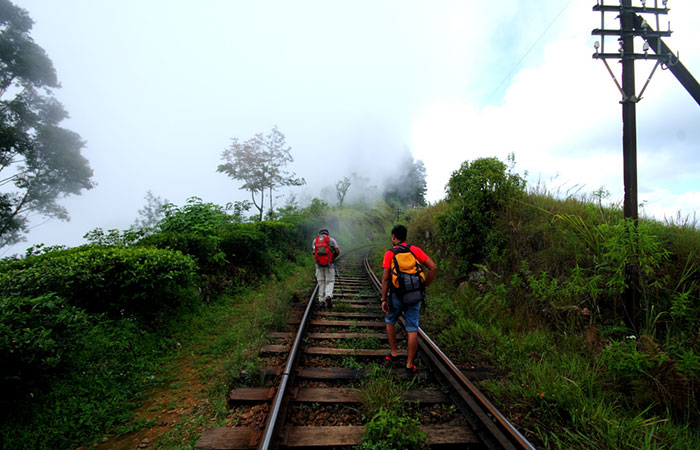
{"left": 196, "top": 249, "right": 535, "bottom": 449}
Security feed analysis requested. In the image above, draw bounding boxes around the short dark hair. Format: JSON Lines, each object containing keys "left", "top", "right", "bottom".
{"left": 391, "top": 224, "right": 407, "bottom": 242}
{"left": 319, "top": 229, "right": 329, "bottom": 235}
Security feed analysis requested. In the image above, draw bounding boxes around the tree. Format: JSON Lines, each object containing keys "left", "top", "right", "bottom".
{"left": 382, "top": 151, "right": 427, "bottom": 208}
{"left": 0, "top": 1, "right": 94, "bottom": 247}
{"left": 217, "top": 126, "right": 305, "bottom": 221}
{"left": 436, "top": 155, "right": 525, "bottom": 271}
{"left": 336, "top": 176, "right": 351, "bottom": 207}
{"left": 131, "top": 190, "right": 169, "bottom": 230}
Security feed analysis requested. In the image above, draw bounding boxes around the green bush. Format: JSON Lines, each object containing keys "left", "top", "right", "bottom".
{"left": 141, "top": 198, "right": 308, "bottom": 287}
{"left": 0, "top": 246, "right": 198, "bottom": 319}
{"left": 436, "top": 155, "right": 525, "bottom": 273}
{"left": 0, "top": 294, "right": 91, "bottom": 399}
{"left": 139, "top": 198, "right": 233, "bottom": 273}
{"left": 358, "top": 407, "right": 428, "bottom": 450}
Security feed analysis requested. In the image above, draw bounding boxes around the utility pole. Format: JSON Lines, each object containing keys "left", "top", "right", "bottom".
{"left": 620, "top": 0, "right": 638, "bottom": 225}
{"left": 591, "top": 0, "right": 671, "bottom": 332}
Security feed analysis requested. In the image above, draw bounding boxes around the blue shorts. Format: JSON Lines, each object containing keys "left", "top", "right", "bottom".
{"left": 384, "top": 292, "right": 421, "bottom": 332}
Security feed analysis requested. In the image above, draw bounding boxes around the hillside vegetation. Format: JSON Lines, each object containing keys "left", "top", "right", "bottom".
{"left": 2, "top": 156, "right": 698, "bottom": 449}
{"left": 0, "top": 196, "right": 391, "bottom": 449}
{"left": 405, "top": 156, "right": 700, "bottom": 449}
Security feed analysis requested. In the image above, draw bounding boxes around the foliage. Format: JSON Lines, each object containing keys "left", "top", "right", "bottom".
{"left": 131, "top": 190, "right": 169, "bottom": 230}
{"left": 358, "top": 408, "right": 428, "bottom": 450}
{"left": 336, "top": 176, "right": 351, "bottom": 207}
{"left": 0, "top": 245, "right": 198, "bottom": 319}
{"left": 0, "top": 0, "right": 94, "bottom": 247}
{"left": 217, "top": 126, "right": 305, "bottom": 221}
{"left": 139, "top": 198, "right": 308, "bottom": 292}
{"left": 357, "top": 366, "right": 428, "bottom": 450}
{"left": 0, "top": 302, "right": 174, "bottom": 450}
{"left": 83, "top": 227, "right": 148, "bottom": 247}
{"left": 382, "top": 150, "right": 428, "bottom": 208}
{"left": 140, "top": 197, "right": 236, "bottom": 276}
{"left": 359, "top": 366, "right": 406, "bottom": 417}
{"left": 0, "top": 198, "right": 316, "bottom": 450}
{"left": 0, "top": 294, "right": 91, "bottom": 399}
{"left": 436, "top": 155, "right": 525, "bottom": 273}
{"left": 412, "top": 157, "right": 700, "bottom": 447}
{"left": 525, "top": 217, "right": 671, "bottom": 332}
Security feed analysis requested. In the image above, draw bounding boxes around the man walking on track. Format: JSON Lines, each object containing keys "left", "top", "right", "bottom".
{"left": 381, "top": 224, "right": 436, "bottom": 374}
{"left": 313, "top": 228, "right": 339, "bottom": 308}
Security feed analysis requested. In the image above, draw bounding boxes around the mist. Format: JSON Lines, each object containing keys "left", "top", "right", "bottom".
{"left": 3, "top": 0, "right": 699, "bottom": 257}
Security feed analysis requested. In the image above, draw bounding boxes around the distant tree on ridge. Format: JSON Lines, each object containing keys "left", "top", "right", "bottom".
{"left": 217, "top": 126, "right": 305, "bottom": 221}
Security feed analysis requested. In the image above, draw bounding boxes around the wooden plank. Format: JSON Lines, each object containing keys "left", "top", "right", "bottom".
{"left": 306, "top": 332, "right": 400, "bottom": 340}
{"left": 297, "top": 367, "right": 426, "bottom": 381}
{"left": 403, "top": 390, "right": 451, "bottom": 403}
{"left": 295, "top": 387, "right": 361, "bottom": 403}
{"left": 195, "top": 427, "right": 254, "bottom": 449}
{"left": 298, "top": 367, "right": 363, "bottom": 380}
{"left": 260, "top": 344, "right": 289, "bottom": 353}
{"left": 315, "top": 311, "right": 380, "bottom": 318}
{"left": 294, "top": 388, "right": 450, "bottom": 404}
{"left": 305, "top": 347, "right": 406, "bottom": 357}
{"left": 283, "top": 426, "right": 364, "bottom": 447}
{"left": 333, "top": 299, "right": 375, "bottom": 304}
{"left": 228, "top": 387, "right": 275, "bottom": 402}
{"left": 333, "top": 293, "right": 376, "bottom": 298}
{"left": 281, "top": 425, "right": 479, "bottom": 447}
{"left": 310, "top": 320, "right": 384, "bottom": 327}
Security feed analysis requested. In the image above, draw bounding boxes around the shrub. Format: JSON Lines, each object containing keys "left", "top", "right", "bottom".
{"left": 0, "top": 246, "right": 198, "bottom": 319}
{"left": 0, "top": 294, "right": 91, "bottom": 400}
{"left": 140, "top": 198, "right": 234, "bottom": 273}
{"left": 436, "top": 155, "right": 525, "bottom": 273}
{"left": 358, "top": 407, "right": 428, "bottom": 450}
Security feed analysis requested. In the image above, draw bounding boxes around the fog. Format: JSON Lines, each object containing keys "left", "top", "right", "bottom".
{"left": 3, "top": 0, "right": 700, "bottom": 257}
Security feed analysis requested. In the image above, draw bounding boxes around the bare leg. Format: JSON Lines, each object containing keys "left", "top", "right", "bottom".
{"left": 406, "top": 331, "right": 418, "bottom": 368}
{"left": 385, "top": 323, "right": 398, "bottom": 357}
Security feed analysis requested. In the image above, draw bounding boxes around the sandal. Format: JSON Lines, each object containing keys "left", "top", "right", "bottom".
{"left": 406, "top": 364, "right": 419, "bottom": 374}
{"left": 384, "top": 354, "right": 399, "bottom": 364}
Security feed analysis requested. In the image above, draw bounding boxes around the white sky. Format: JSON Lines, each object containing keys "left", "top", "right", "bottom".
{"left": 3, "top": 0, "right": 700, "bottom": 256}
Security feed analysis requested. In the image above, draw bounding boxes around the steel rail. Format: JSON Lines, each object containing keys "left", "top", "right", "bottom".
{"left": 257, "top": 283, "right": 318, "bottom": 450}
{"left": 258, "top": 248, "right": 356, "bottom": 450}
{"left": 363, "top": 251, "right": 535, "bottom": 450}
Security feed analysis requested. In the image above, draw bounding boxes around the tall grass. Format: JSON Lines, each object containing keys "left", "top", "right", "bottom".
{"left": 407, "top": 158, "right": 700, "bottom": 448}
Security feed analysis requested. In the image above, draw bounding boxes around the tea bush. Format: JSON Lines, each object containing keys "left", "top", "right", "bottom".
{"left": 0, "top": 294, "right": 91, "bottom": 400}
{"left": 0, "top": 246, "right": 198, "bottom": 319}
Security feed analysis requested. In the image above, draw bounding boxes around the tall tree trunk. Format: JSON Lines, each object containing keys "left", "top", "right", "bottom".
{"left": 269, "top": 185, "right": 274, "bottom": 220}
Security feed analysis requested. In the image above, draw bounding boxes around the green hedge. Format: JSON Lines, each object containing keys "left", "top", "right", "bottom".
{"left": 0, "top": 294, "right": 91, "bottom": 399}
{"left": 0, "top": 246, "right": 198, "bottom": 319}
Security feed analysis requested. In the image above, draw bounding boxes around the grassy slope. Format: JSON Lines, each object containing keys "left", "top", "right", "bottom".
{"left": 406, "top": 193, "right": 700, "bottom": 450}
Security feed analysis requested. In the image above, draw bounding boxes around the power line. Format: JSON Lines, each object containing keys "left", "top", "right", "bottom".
{"left": 484, "top": 0, "right": 576, "bottom": 105}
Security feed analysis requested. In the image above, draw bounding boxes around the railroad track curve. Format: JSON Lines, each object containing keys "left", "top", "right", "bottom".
{"left": 196, "top": 248, "right": 535, "bottom": 449}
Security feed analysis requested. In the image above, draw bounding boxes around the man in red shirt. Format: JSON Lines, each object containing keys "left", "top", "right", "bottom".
{"left": 381, "top": 224, "right": 437, "bottom": 373}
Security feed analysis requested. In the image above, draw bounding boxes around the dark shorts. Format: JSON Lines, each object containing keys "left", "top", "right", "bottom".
{"left": 384, "top": 292, "right": 421, "bottom": 332}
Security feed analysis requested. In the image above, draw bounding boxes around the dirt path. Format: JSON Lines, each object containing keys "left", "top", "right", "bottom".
{"left": 78, "top": 354, "right": 214, "bottom": 450}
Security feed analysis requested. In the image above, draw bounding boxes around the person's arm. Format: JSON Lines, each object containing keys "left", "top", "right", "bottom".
{"left": 423, "top": 257, "right": 437, "bottom": 288}
{"left": 381, "top": 268, "right": 391, "bottom": 314}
